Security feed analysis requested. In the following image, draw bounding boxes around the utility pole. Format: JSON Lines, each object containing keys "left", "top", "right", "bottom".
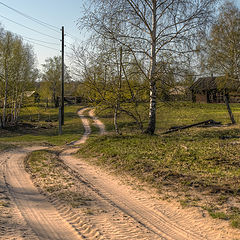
{"left": 61, "top": 26, "right": 64, "bottom": 125}
{"left": 59, "top": 26, "right": 64, "bottom": 135}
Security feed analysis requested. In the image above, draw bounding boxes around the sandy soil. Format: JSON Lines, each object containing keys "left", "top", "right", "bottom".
{"left": 0, "top": 107, "right": 240, "bottom": 239}
{"left": 61, "top": 108, "right": 240, "bottom": 240}
{"left": 0, "top": 147, "right": 82, "bottom": 240}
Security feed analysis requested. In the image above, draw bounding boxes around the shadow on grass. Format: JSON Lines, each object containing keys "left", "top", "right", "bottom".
{"left": 0, "top": 105, "right": 85, "bottom": 145}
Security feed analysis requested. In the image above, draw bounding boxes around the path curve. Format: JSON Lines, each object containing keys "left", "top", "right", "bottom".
{"left": 1, "top": 108, "right": 237, "bottom": 239}
{"left": 2, "top": 147, "right": 82, "bottom": 240}
{"left": 88, "top": 108, "right": 105, "bottom": 135}
{"left": 61, "top": 108, "right": 239, "bottom": 240}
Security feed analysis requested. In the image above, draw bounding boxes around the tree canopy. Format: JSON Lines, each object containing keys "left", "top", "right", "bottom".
{"left": 0, "top": 26, "right": 37, "bottom": 127}
{"left": 77, "top": 0, "right": 219, "bottom": 134}
{"left": 205, "top": 1, "right": 240, "bottom": 80}
{"left": 41, "top": 56, "right": 71, "bottom": 108}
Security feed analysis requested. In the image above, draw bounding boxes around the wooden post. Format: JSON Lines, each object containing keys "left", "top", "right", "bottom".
{"left": 59, "top": 107, "right": 62, "bottom": 135}
{"left": 225, "top": 93, "right": 236, "bottom": 124}
{"left": 61, "top": 26, "right": 65, "bottom": 125}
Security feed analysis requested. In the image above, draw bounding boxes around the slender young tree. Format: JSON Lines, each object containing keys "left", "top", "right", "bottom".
{"left": 78, "top": 0, "right": 219, "bottom": 134}
{"left": 200, "top": 1, "right": 240, "bottom": 124}
{"left": 205, "top": 1, "right": 240, "bottom": 80}
{"left": 0, "top": 28, "right": 37, "bottom": 127}
{"left": 2, "top": 33, "right": 10, "bottom": 127}
{"left": 72, "top": 42, "right": 148, "bottom": 132}
{"left": 42, "top": 56, "right": 71, "bottom": 108}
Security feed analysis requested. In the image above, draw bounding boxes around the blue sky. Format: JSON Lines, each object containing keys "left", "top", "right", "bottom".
{"left": 0, "top": 0, "right": 240, "bottom": 70}
{"left": 0, "top": 0, "right": 85, "bottom": 69}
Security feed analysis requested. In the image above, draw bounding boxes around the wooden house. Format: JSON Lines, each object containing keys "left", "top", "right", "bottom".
{"left": 169, "top": 86, "right": 191, "bottom": 101}
{"left": 23, "top": 91, "right": 40, "bottom": 105}
{"left": 190, "top": 76, "right": 240, "bottom": 103}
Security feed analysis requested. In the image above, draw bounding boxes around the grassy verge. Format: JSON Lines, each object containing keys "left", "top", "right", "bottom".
{"left": 26, "top": 149, "right": 91, "bottom": 207}
{"left": 0, "top": 142, "right": 13, "bottom": 152}
{"left": 78, "top": 102, "right": 240, "bottom": 228}
{"left": 96, "top": 101, "right": 240, "bottom": 132}
{"left": 0, "top": 105, "right": 84, "bottom": 145}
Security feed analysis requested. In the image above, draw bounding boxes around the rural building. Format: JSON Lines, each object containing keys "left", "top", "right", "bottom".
{"left": 64, "top": 96, "right": 82, "bottom": 104}
{"left": 190, "top": 76, "right": 240, "bottom": 103}
{"left": 23, "top": 91, "right": 40, "bottom": 104}
{"left": 168, "top": 86, "right": 190, "bottom": 101}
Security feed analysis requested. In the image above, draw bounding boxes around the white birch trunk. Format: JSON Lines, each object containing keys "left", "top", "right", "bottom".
{"left": 2, "top": 61, "right": 8, "bottom": 128}
{"left": 114, "top": 47, "right": 122, "bottom": 135}
{"left": 145, "top": 0, "right": 157, "bottom": 134}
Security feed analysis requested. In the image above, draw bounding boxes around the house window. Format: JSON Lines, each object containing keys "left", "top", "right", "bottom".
{"left": 208, "top": 92, "right": 213, "bottom": 103}
{"left": 216, "top": 92, "right": 224, "bottom": 103}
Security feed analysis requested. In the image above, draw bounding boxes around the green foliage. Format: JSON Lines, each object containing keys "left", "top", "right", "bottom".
{"left": 208, "top": 210, "right": 230, "bottom": 220}
{"left": 41, "top": 56, "right": 71, "bottom": 108}
{"left": 0, "top": 27, "right": 37, "bottom": 127}
{"left": 0, "top": 142, "right": 13, "bottom": 152}
{"left": 205, "top": 1, "right": 240, "bottom": 78}
{"left": 78, "top": 102, "right": 240, "bottom": 228}
{"left": 0, "top": 105, "right": 84, "bottom": 145}
{"left": 77, "top": 49, "right": 148, "bottom": 131}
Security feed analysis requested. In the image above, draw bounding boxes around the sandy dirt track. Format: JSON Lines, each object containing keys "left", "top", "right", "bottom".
{"left": 0, "top": 107, "right": 240, "bottom": 239}
{"left": 1, "top": 147, "right": 82, "bottom": 240}
{"left": 61, "top": 108, "right": 240, "bottom": 240}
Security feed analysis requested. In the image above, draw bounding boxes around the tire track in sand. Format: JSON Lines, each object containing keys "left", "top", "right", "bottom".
{"left": 63, "top": 108, "right": 160, "bottom": 239}
{"left": 3, "top": 147, "right": 82, "bottom": 240}
{"left": 61, "top": 107, "right": 240, "bottom": 240}
{"left": 69, "top": 107, "right": 92, "bottom": 145}
{"left": 0, "top": 150, "right": 39, "bottom": 240}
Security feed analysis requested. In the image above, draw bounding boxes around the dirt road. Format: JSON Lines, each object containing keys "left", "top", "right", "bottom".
{"left": 1, "top": 147, "right": 82, "bottom": 240}
{"left": 61, "top": 108, "right": 240, "bottom": 240}
{"left": 0, "top": 107, "right": 239, "bottom": 239}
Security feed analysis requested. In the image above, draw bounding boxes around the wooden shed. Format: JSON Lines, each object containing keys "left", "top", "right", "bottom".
{"left": 190, "top": 76, "right": 240, "bottom": 103}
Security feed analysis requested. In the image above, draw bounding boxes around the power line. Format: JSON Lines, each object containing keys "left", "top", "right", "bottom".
{"left": 21, "top": 35, "right": 59, "bottom": 46}
{"left": 0, "top": 1, "right": 82, "bottom": 45}
{"left": 0, "top": 14, "right": 60, "bottom": 41}
{"left": 23, "top": 38, "right": 60, "bottom": 51}
{"left": 0, "top": 1, "right": 60, "bottom": 33}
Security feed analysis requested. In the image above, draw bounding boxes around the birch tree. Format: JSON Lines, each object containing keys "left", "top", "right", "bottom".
{"left": 42, "top": 56, "right": 71, "bottom": 108}
{"left": 205, "top": 1, "right": 240, "bottom": 80}
{"left": 72, "top": 42, "right": 147, "bottom": 132}
{"left": 1, "top": 32, "right": 11, "bottom": 127}
{"left": 42, "top": 56, "right": 62, "bottom": 108}
{"left": 78, "top": 0, "right": 219, "bottom": 134}
{"left": 0, "top": 28, "right": 37, "bottom": 127}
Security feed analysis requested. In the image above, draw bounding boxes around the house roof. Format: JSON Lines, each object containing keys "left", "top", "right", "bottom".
{"left": 169, "top": 86, "right": 186, "bottom": 95}
{"left": 24, "top": 91, "right": 37, "bottom": 97}
{"left": 190, "top": 76, "right": 240, "bottom": 93}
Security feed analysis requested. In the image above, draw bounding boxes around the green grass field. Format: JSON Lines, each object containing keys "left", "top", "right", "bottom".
{"left": 96, "top": 101, "right": 240, "bottom": 132}
{"left": 79, "top": 101, "right": 240, "bottom": 228}
{"left": 0, "top": 105, "right": 84, "bottom": 146}
{"left": 1, "top": 101, "right": 240, "bottom": 228}
{"left": 0, "top": 143, "right": 13, "bottom": 152}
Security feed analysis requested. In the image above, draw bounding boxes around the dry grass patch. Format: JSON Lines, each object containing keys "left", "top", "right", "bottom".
{"left": 77, "top": 125, "right": 240, "bottom": 228}
{"left": 25, "top": 149, "right": 91, "bottom": 208}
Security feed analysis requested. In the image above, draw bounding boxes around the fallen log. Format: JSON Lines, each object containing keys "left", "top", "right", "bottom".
{"left": 219, "top": 135, "right": 240, "bottom": 140}
{"left": 163, "top": 119, "right": 221, "bottom": 134}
